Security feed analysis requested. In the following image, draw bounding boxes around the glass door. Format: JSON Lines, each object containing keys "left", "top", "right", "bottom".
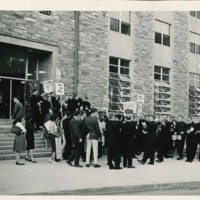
{"left": 0, "top": 78, "right": 10, "bottom": 119}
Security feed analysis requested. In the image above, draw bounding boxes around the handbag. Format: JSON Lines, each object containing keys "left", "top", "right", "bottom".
{"left": 10, "top": 125, "right": 22, "bottom": 135}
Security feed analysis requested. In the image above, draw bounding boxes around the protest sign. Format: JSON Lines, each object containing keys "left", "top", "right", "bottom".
{"left": 42, "top": 80, "right": 53, "bottom": 94}
{"left": 55, "top": 83, "right": 65, "bottom": 95}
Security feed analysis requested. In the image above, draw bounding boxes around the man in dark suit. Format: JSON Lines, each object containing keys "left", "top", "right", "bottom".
{"left": 175, "top": 116, "right": 186, "bottom": 160}
{"left": 185, "top": 117, "right": 198, "bottom": 162}
{"left": 106, "top": 114, "right": 122, "bottom": 170}
{"left": 84, "top": 108, "right": 101, "bottom": 168}
{"left": 156, "top": 115, "right": 171, "bottom": 162}
{"left": 138, "top": 115, "right": 158, "bottom": 165}
{"left": 29, "top": 89, "right": 42, "bottom": 130}
{"left": 121, "top": 114, "right": 136, "bottom": 168}
{"left": 12, "top": 96, "right": 24, "bottom": 122}
{"left": 195, "top": 116, "right": 200, "bottom": 161}
{"left": 67, "top": 111, "right": 83, "bottom": 167}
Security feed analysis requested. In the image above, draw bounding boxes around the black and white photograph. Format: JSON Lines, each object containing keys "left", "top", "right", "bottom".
{"left": 0, "top": 0, "right": 200, "bottom": 197}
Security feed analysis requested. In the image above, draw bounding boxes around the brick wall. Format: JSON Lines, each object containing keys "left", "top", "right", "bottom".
{"left": 131, "top": 12, "right": 155, "bottom": 115}
{"left": 171, "top": 12, "right": 189, "bottom": 117}
{"left": 0, "top": 11, "right": 76, "bottom": 93}
{"left": 77, "top": 11, "right": 109, "bottom": 108}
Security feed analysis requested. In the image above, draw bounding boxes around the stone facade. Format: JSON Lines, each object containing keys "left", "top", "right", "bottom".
{"left": 0, "top": 11, "right": 76, "bottom": 92}
{"left": 0, "top": 11, "right": 194, "bottom": 115}
{"left": 171, "top": 12, "right": 189, "bottom": 117}
{"left": 131, "top": 12, "right": 155, "bottom": 115}
{"left": 78, "top": 11, "right": 109, "bottom": 108}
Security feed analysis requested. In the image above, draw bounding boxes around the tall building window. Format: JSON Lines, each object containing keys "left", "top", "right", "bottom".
{"left": 109, "top": 11, "right": 130, "bottom": 35}
{"left": 109, "top": 56, "right": 132, "bottom": 113}
{"left": 154, "top": 65, "right": 171, "bottom": 115}
{"left": 189, "top": 32, "right": 200, "bottom": 54}
{"left": 189, "top": 73, "right": 200, "bottom": 87}
{"left": 189, "top": 73, "right": 200, "bottom": 117}
{"left": 155, "top": 20, "right": 170, "bottom": 47}
{"left": 154, "top": 65, "right": 170, "bottom": 83}
{"left": 190, "top": 42, "right": 196, "bottom": 53}
{"left": 110, "top": 18, "right": 119, "bottom": 32}
{"left": 190, "top": 11, "right": 200, "bottom": 19}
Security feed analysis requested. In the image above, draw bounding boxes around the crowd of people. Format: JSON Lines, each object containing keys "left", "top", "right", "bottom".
{"left": 11, "top": 89, "right": 200, "bottom": 168}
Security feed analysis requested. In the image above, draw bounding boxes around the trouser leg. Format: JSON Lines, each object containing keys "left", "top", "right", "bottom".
{"left": 86, "top": 137, "right": 92, "bottom": 164}
{"left": 74, "top": 143, "right": 81, "bottom": 165}
{"left": 92, "top": 139, "right": 98, "bottom": 165}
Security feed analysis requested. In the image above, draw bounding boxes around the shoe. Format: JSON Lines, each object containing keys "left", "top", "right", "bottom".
{"left": 51, "top": 161, "right": 58, "bottom": 164}
{"left": 115, "top": 167, "right": 122, "bottom": 170}
{"left": 156, "top": 159, "right": 163, "bottom": 163}
{"left": 127, "top": 165, "right": 135, "bottom": 168}
{"left": 85, "top": 164, "right": 90, "bottom": 167}
{"left": 74, "top": 164, "right": 83, "bottom": 168}
{"left": 16, "top": 162, "right": 25, "bottom": 165}
{"left": 188, "top": 160, "right": 193, "bottom": 163}
{"left": 177, "top": 157, "right": 183, "bottom": 160}
{"left": 66, "top": 161, "right": 73, "bottom": 166}
{"left": 25, "top": 157, "right": 31, "bottom": 162}
{"left": 137, "top": 159, "right": 145, "bottom": 165}
{"left": 185, "top": 159, "right": 189, "bottom": 162}
{"left": 49, "top": 158, "right": 53, "bottom": 163}
{"left": 109, "top": 166, "right": 114, "bottom": 170}
{"left": 94, "top": 164, "right": 101, "bottom": 168}
{"left": 147, "top": 162, "right": 154, "bottom": 165}
{"left": 30, "top": 160, "right": 37, "bottom": 163}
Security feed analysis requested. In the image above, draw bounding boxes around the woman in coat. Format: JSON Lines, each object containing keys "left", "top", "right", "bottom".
{"left": 25, "top": 114, "right": 37, "bottom": 163}
{"left": 13, "top": 118, "right": 26, "bottom": 165}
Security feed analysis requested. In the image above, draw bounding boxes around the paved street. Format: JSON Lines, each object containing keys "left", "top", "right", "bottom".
{"left": 1, "top": 155, "right": 200, "bottom": 195}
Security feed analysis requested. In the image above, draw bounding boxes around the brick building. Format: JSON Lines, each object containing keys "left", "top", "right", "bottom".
{"left": 0, "top": 11, "right": 199, "bottom": 119}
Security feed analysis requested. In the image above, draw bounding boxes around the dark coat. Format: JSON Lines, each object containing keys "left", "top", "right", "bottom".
{"left": 105, "top": 120, "right": 120, "bottom": 147}
{"left": 69, "top": 117, "right": 82, "bottom": 144}
{"left": 12, "top": 102, "right": 23, "bottom": 120}
{"left": 83, "top": 116, "right": 101, "bottom": 140}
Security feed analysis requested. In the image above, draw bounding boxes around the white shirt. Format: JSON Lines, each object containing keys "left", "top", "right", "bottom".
{"left": 15, "top": 122, "right": 26, "bottom": 133}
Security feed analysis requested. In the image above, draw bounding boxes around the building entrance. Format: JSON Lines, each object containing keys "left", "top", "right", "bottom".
{"left": 0, "top": 77, "right": 39, "bottom": 119}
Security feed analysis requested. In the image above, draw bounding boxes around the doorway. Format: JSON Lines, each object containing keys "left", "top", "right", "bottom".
{"left": 0, "top": 78, "right": 39, "bottom": 119}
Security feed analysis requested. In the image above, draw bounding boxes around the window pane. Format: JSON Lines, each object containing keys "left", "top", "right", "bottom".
{"left": 155, "top": 32, "right": 162, "bottom": 44}
{"left": 154, "top": 74, "right": 161, "bottom": 80}
{"left": 109, "top": 65, "right": 118, "bottom": 73}
{"left": 110, "top": 18, "right": 119, "bottom": 32}
{"left": 121, "top": 22, "right": 130, "bottom": 35}
{"left": 163, "top": 75, "right": 169, "bottom": 82}
{"left": 120, "top": 67, "right": 129, "bottom": 75}
{"left": 154, "top": 66, "right": 161, "bottom": 73}
{"left": 163, "top": 68, "right": 170, "bottom": 75}
{"left": 109, "top": 57, "right": 118, "bottom": 65}
{"left": 163, "top": 34, "right": 170, "bottom": 47}
{"left": 28, "top": 53, "right": 37, "bottom": 80}
{"left": 120, "top": 59, "right": 129, "bottom": 68}
{"left": 196, "top": 44, "right": 200, "bottom": 55}
{"left": 197, "top": 11, "right": 200, "bottom": 19}
{"left": 190, "top": 42, "right": 196, "bottom": 53}
{"left": 0, "top": 49, "right": 26, "bottom": 79}
{"left": 190, "top": 11, "right": 196, "bottom": 17}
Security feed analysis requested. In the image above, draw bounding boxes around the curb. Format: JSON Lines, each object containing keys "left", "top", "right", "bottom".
{"left": 21, "top": 181, "right": 200, "bottom": 195}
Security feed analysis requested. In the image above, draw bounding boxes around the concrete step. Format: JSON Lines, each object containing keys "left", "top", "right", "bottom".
{"left": 0, "top": 131, "right": 42, "bottom": 138}
{"left": 0, "top": 143, "right": 47, "bottom": 150}
{"left": 0, "top": 152, "right": 52, "bottom": 160}
{"left": 0, "top": 148, "right": 51, "bottom": 155}
{"left": 0, "top": 135, "right": 45, "bottom": 141}
{"left": 0, "top": 139, "right": 45, "bottom": 146}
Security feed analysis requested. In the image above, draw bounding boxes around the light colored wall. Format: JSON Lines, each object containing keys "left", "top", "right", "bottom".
{"left": 109, "top": 31, "right": 132, "bottom": 60}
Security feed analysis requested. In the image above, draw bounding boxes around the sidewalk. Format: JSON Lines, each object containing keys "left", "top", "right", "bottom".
{"left": 1, "top": 155, "right": 200, "bottom": 195}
